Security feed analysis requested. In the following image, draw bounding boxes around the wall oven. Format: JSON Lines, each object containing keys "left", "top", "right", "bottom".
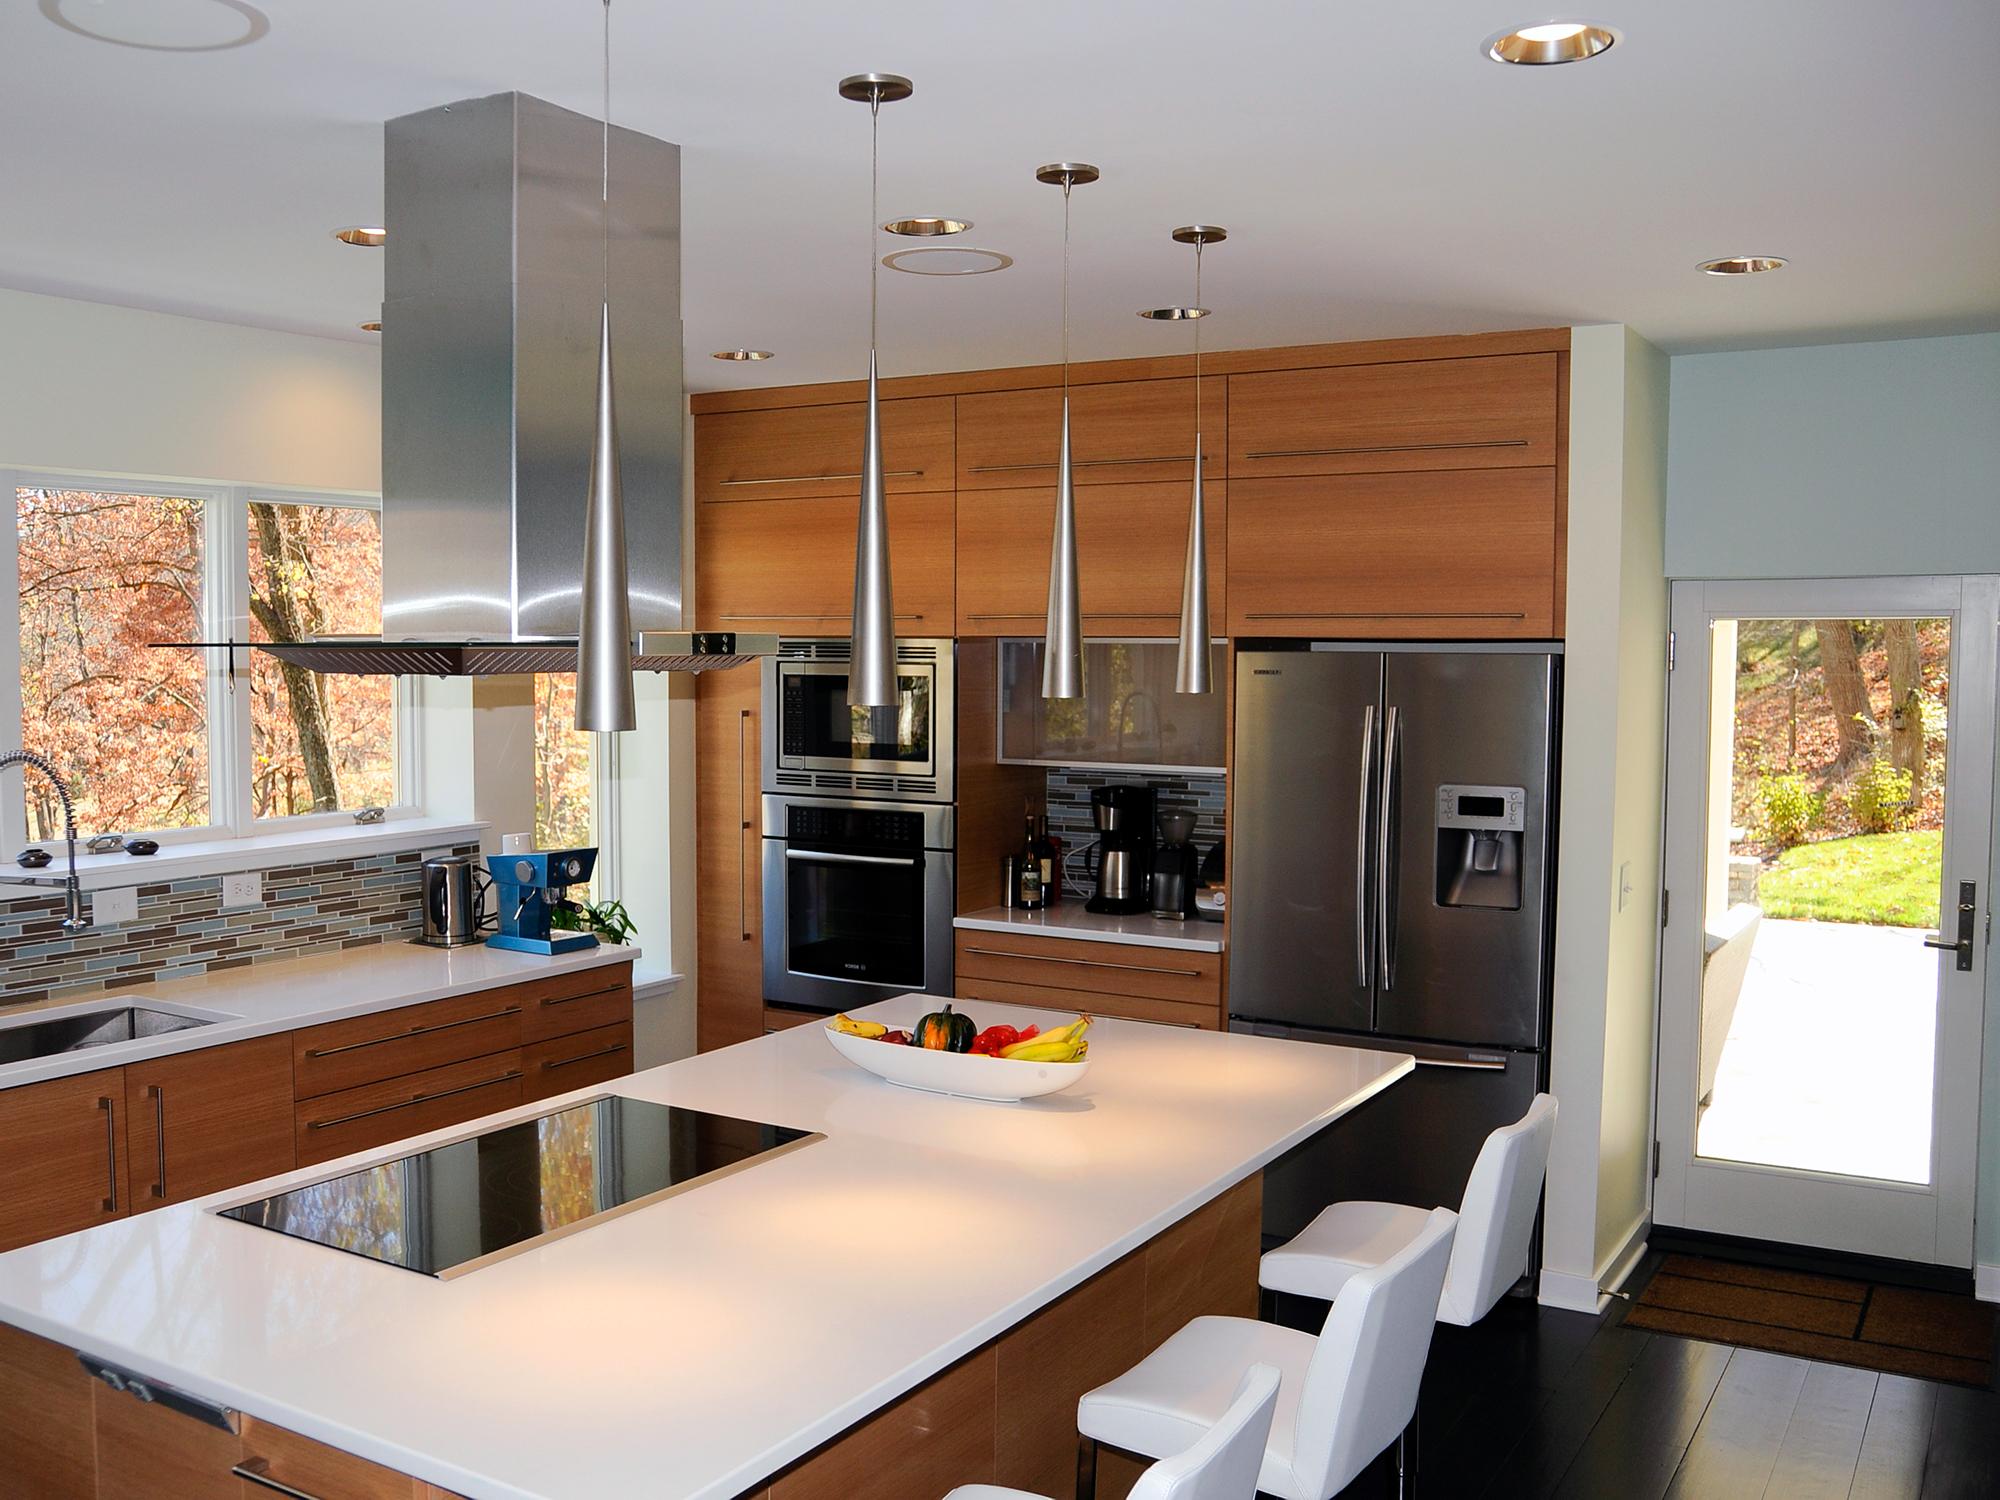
{"left": 761, "top": 794, "right": 955, "bottom": 1013}
{"left": 763, "top": 638, "right": 955, "bottom": 802}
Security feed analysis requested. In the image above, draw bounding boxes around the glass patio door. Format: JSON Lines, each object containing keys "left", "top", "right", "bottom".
{"left": 1655, "top": 577, "right": 1997, "bottom": 1265}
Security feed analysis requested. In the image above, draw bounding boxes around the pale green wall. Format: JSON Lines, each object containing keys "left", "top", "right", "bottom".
{"left": 1667, "top": 331, "right": 2000, "bottom": 1274}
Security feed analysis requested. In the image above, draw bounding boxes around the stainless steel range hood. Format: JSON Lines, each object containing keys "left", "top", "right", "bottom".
{"left": 273, "top": 92, "right": 769, "bottom": 677}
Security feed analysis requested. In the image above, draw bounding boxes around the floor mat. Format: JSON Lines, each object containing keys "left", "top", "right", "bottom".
{"left": 1624, "top": 1253, "right": 1995, "bottom": 1386}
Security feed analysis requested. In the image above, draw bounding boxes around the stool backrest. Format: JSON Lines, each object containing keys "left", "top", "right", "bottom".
{"left": 1131, "top": 1362, "right": 1282, "bottom": 1500}
{"left": 1289, "top": 1206, "right": 1456, "bottom": 1499}
{"left": 1439, "top": 1093, "right": 1558, "bottom": 1326}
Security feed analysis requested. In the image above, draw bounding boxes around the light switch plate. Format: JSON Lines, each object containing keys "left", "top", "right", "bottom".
{"left": 91, "top": 887, "right": 138, "bottom": 926}
{"left": 1617, "top": 861, "right": 1633, "bottom": 911}
{"left": 221, "top": 871, "right": 262, "bottom": 910}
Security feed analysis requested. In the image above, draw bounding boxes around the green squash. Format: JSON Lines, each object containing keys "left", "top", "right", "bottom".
{"left": 913, "top": 1003, "right": 976, "bottom": 1053}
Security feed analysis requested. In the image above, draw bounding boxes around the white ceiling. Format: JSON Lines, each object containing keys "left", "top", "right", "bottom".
{"left": 5, "top": 0, "right": 1998, "bottom": 391}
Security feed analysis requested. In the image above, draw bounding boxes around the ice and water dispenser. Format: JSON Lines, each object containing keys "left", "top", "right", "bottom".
{"left": 1434, "top": 783, "right": 1526, "bottom": 910}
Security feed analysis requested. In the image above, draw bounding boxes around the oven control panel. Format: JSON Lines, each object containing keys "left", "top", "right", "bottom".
{"left": 786, "top": 803, "right": 924, "bottom": 851}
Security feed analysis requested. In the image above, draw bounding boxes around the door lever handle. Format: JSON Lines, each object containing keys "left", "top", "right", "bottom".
{"left": 1925, "top": 881, "right": 1977, "bottom": 972}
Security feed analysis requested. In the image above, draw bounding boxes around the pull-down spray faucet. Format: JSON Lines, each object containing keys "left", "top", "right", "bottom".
{"left": 1, "top": 750, "right": 88, "bottom": 931}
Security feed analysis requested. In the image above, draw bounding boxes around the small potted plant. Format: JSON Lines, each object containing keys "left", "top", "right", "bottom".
{"left": 550, "top": 896, "right": 638, "bottom": 946}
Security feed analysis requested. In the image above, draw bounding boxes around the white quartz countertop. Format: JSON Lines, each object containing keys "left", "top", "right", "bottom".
{"left": 0, "top": 994, "right": 1408, "bottom": 1500}
{"left": 954, "top": 899, "right": 1226, "bottom": 952}
{"left": 0, "top": 941, "right": 641, "bottom": 1092}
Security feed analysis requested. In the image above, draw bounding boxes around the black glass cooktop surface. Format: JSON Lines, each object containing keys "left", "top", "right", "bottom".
{"left": 220, "top": 1095, "right": 818, "bottom": 1278}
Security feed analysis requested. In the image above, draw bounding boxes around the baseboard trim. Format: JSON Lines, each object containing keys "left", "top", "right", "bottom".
{"left": 1539, "top": 1214, "right": 1650, "bottom": 1314}
{"left": 1977, "top": 1264, "right": 2000, "bottom": 1304}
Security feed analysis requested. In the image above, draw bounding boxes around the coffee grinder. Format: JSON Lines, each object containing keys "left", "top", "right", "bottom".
{"left": 1148, "top": 810, "right": 1203, "bottom": 921}
{"left": 486, "top": 847, "right": 600, "bottom": 955}
{"left": 1086, "top": 785, "right": 1155, "bottom": 915}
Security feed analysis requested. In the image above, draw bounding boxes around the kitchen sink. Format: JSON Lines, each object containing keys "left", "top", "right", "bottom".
{"left": 0, "top": 1006, "right": 216, "bottom": 1066}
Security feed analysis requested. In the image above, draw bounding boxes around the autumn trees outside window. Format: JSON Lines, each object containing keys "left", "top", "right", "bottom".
{"left": 10, "top": 479, "right": 412, "bottom": 848}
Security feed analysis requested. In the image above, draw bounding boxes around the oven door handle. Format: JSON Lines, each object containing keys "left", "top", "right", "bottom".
{"left": 783, "top": 848, "right": 920, "bottom": 868}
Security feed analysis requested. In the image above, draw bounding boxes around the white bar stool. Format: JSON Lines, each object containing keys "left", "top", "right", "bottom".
{"left": 1075, "top": 1206, "right": 1456, "bottom": 1500}
{"left": 1261, "top": 1093, "right": 1557, "bottom": 1326}
{"left": 944, "top": 1363, "right": 1278, "bottom": 1500}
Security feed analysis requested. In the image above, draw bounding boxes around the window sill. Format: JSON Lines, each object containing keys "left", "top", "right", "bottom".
{"left": 0, "top": 817, "right": 488, "bottom": 898}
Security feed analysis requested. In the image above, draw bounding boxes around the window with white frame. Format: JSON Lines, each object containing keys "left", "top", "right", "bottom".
{"left": 7, "top": 475, "right": 417, "bottom": 850}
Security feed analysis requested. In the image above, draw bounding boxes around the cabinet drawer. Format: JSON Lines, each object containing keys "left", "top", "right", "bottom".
{"left": 295, "top": 1050, "right": 524, "bottom": 1166}
{"left": 293, "top": 989, "right": 527, "bottom": 1100}
{"left": 695, "top": 488, "right": 955, "bottom": 634}
{"left": 955, "top": 480, "right": 1225, "bottom": 638}
{"left": 1228, "top": 355, "right": 1558, "bottom": 477}
{"left": 955, "top": 380, "right": 1225, "bottom": 491}
{"left": 695, "top": 396, "right": 953, "bottom": 501}
{"left": 956, "top": 973, "right": 1220, "bottom": 1030}
{"left": 125, "top": 1034, "right": 294, "bottom": 1211}
{"left": 954, "top": 931, "right": 1221, "bottom": 1006}
{"left": 523, "top": 1021, "right": 636, "bottom": 1101}
{"left": 0, "top": 1065, "right": 127, "bottom": 1253}
{"left": 1226, "top": 468, "right": 1557, "bottom": 639}
{"left": 518, "top": 962, "right": 634, "bottom": 1046}
{"left": 763, "top": 1005, "right": 827, "bottom": 1033}
{"left": 237, "top": 1417, "right": 419, "bottom": 1500}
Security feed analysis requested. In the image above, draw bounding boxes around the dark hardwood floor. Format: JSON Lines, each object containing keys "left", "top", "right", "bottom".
{"left": 1290, "top": 1252, "right": 2000, "bottom": 1499}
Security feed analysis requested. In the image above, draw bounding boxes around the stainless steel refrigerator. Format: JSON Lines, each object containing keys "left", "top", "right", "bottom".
{"left": 1229, "top": 643, "right": 1561, "bottom": 1245}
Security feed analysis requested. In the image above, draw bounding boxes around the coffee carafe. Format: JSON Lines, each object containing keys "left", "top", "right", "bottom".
{"left": 1086, "top": 785, "right": 1156, "bottom": 915}
{"left": 1148, "top": 810, "right": 1202, "bottom": 921}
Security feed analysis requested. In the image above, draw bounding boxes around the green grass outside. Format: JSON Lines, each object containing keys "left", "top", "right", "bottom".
{"left": 1756, "top": 830, "right": 1943, "bottom": 927}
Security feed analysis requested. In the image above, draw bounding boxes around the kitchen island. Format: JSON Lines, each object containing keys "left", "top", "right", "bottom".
{"left": 0, "top": 996, "right": 1409, "bottom": 1500}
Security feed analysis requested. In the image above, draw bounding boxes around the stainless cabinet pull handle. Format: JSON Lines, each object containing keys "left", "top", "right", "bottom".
{"left": 1242, "top": 439, "right": 1529, "bottom": 460}
{"left": 1377, "top": 706, "right": 1402, "bottom": 993}
{"left": 784, "top": 849, "right": 919, "bottom": 868}
{"left": 720, "top": 613, "right": 924, "bottom": 621}
{"left": 965, "top": 611, "right": 1179, "bottom": 620}
{"left": 739, "top": 708, "right": 752, "bottom": 942}
{"left": 540, "top": 985, "right": 618, "bottom": 1007}
{"left": 231, "top": 1459, "right": 325, "bottom": 1500}
{"left": 969, "top": 454, "right": 1199, "bottom": 473}
{"left": 718, "top": 469, "right": 921, "bottom": 486}
{"left": 305, "top": 1005, "right": 522, "bottom": 1058}
{"left": 98, "top": 1096, "right": 117, "bottom": 1213}
{"left": 307, "top": 1070, "right": 523, "bottom": 1130}
{"left": 148, "top": 1085, "right": 167, "bottom": 1199}
{"left": 1356, "top": 704, "right": 1376, "bottom": 991}
{"left": 544, "top": 1043, "right": 628, "bottom": 1071}
{"left": 1243, "top": 611, "right": 1527, "bottom": 621}
{"left": 1413, "top": 1055, "right": 1509, "bottom": 1071}
{"left": 960, "top": 945, "right": 1200, "bottom": 978}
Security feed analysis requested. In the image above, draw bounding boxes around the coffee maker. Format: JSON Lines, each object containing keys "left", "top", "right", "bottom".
{"left": 1086, "top": 785, "right": 1155, "bottom": 915}
{"left": 486, "top": 847, "right": 599, "bottom": 955}
{"left": 1149, "top": 810, "right": 1202, "bottom": 921}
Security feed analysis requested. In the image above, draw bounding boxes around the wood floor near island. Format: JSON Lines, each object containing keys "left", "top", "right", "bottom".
{"left": 1308, "top": 1250, "right": 2000, "bottom": 1499}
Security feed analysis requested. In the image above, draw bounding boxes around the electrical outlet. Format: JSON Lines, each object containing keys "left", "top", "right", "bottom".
{"left": 91, "top": 887, "right": 138, "bottom": 926}
{"left": 221, "top": 871, "right": 262, "bottom": 910}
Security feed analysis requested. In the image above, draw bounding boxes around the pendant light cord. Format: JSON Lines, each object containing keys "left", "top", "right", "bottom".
{"left": 1061, "top": 182, "right": 1072, "bottom": 400}
{"left": 870, "top": 96, "right": 880, "bottom": 357}
{"left": 601, "top": 0, "right": 611, "bottom": 288}
{"left": 1193, "top": 239, "right": 1203, "bottom": 440}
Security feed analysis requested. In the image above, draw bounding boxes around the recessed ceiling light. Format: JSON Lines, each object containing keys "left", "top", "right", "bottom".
{"left": 883, "top": 247, "right": 1014, "bottom": 276}
{"left": 713, "top": 349, "right": 775, "bottom": 361}
{"left": 332, "top": 226, "right": 387, "bottom": 248}
{"left": 1698, "top": 255, "right": 1788, "bottom": 276}
{"left": 1138, "top": 306, "right": 1211, "bottom": 321}
{"left": 1483, "top": 20, "right": 1618, "bottom": 64}
{"left": 39, "top": 0, "right": 269, "bottom": 51}
{"left": 358, "top": 321, "right": 383, "bottom": 333}
{"left": 883, "top": 217, "right": 971, "bottom": 237}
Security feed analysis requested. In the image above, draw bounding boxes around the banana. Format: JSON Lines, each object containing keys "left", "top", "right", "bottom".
{"left": 1004, "top": 1014, "right": 1091, "bottom": 1055}
{"left": 1002, "top": 1037, "right": 1088, "bottom": 1064}
{"left": 831, "top": 1013, "right": 887, "bottom": 1039}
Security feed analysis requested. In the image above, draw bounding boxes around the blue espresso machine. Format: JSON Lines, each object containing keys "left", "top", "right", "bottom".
{"left": 486, "top": 848, "right": 599, "bottom": 956}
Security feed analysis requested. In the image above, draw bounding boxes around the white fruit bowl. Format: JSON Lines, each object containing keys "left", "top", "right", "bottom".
{"left": 823, "top": 1025, "right": 1089, "bottom": 1102}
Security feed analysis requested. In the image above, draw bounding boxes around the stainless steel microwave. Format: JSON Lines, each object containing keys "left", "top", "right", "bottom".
{"left": 762, "top": 638, "right": 955, "bottom": 802}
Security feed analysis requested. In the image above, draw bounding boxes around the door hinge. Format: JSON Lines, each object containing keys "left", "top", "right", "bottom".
{"left": 1666, "top": 630, "right": 1677, "bottom": 672}
{"left": 1660, "top": 888, "right": 1670, "bottom": 928}
{"left": 1653, "top": 1140, "right": 1663, "bottom": 1179}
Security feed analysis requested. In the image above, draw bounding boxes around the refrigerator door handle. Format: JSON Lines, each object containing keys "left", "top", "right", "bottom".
{"left": 1413, "top": 1054, "right": 1510, "bottom": 1071}
{"left": 1377, "top": 705, "right": 1402, "bottom": 991}
{"left": 1355, "top": 703, "right": 1376, "bottom": 990}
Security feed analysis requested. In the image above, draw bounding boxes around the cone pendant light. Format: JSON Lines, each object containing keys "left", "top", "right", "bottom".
{"left": 1036, "top": 162, "right": 1099, "bottom": 700}
{"left": 840, "top": 73, "right": 912, "bottom": 709}
{"left": 1172, "top": 225, "right": 1224, "bottom": 694}
{"left": 575, "top": 0, "right": 635, "bottom": 732}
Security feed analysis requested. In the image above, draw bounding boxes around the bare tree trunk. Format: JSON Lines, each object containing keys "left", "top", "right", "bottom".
{"left": 1883, "top": 619, "right": 1925, "bottom": 791}
{"left": 1815, "top": 620, "right": 1875, "bottom": 765}
{"left": 249, "top": 503, "right": 341, "bottom": 811}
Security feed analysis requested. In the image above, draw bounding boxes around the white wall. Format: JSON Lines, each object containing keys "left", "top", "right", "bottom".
{"left": 0, "top": 288, "right": 379, "bottom": 492}
{"left": 1542, "top": 324, "right": 1671, "bottom": 1312}
{"left": 1667, "top": 331, "right": 2000, "bottom": 1285}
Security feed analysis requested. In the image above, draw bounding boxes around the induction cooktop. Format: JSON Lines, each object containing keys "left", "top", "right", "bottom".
{"left": 219, "top": 1095, "right": 820, "bottom": 1278}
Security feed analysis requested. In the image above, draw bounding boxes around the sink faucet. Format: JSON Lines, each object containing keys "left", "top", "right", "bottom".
{"left": 1, "top": 750, "right": 88, "bottom": 931}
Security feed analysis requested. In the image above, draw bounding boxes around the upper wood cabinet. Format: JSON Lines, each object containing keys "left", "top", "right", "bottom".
{"left": 695, "top": 662, "right": 766, "bottom": 1053}
{"left": 696, "top": 489, "right": 955, "bottom": 634}
{"left": 123, "top": 1035, "right": 294, "bottom": 1211}
{"left": 0, "top": 1066, "right": 126, "bottom": 1253}
{"left": 1226, "top": 354, "right": 1559, "bottom": 478}
{"left": 694, "top": 396, "right": 954, "bottom": 502}
{"left": 955, "top": 480, "right": 1225, "bottom": 638}
{"left": 954, "top": 380, "right": 1226, "bottom": 492}
{"left": 1227, "top": 468, "right": 1558, "bottom": 639}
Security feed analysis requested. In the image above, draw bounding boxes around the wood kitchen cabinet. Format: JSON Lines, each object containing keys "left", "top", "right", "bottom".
{"left": 0, "top": 1066, "right": 126, "bottom": 1253}
{"left": 1226, "top": 353, "right": 1559, "bottom": 478}
{"left": 955, "top": 480, "right": 1225, "bottom": 638}
{"left": 953, "top": 930, "right": 1224, "bottom": 1030}
{"left": 523, "top": 1019, "right": 635, "bottom": 1100}
{"left": 694, "top": 396, "right": 954, "bottom": 502}
{"left": 123, "top": 1035, "right": 294, "bottom": 1211}
{"left": 1226, "top": 467, "right": 1559, "bottom": 639}
{"left": 954, "top": 379, "right": 1226, "bottom": 492}
{"left": 696, "top": 661, "right": 766, "bottom": 1052}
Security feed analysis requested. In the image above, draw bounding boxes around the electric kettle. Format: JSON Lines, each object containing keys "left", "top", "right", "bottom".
{"left": 417, "top": 855, "right": 492, "bottom": 948}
